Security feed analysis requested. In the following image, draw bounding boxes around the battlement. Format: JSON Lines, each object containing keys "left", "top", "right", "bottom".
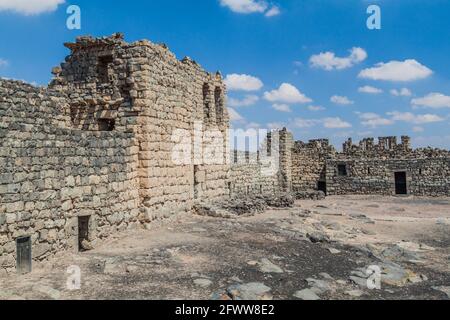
{"left": 343, "top": 136, "right": 412, "bottom": 154}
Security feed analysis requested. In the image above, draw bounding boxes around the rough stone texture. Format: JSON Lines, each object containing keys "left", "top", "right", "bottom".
{"left": 326, "top": 137, "right": 450, "bottom": 196}
{"left": 291, "top": 136, "right": 449, "bottom": 197}
{"left": 0, "top": 34, "right": 291, "bottom": 274}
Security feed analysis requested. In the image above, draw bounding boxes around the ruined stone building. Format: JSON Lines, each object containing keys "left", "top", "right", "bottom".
{"left": 291, "top": 136, "right": 450, "bottom": 197}
{"left": 1, "top": 34, "right": 449, "bottom": 275}
{"left": 0, "top": 34, "right": 290, "bottom": 274}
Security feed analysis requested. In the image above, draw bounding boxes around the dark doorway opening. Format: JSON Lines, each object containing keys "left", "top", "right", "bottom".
{"left": 395, "top": 172, "right": 407, "bottom": 195}
{"left": 318, "top": 181, "right": 327, "bottom": 195}
{"left": 78, "top": 216, "right": 90, "bottom": 252}
{"left": 16, "top": 236, "right": 32, "bottom": 274}
{"left": 97, "top": 118, "right": 115, "bottom": 131}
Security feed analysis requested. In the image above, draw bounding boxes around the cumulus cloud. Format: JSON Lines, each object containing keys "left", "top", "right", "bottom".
{"left": 228, "top": 94, "right": 259, "bottom": 107}
{"left": 219, "top": 0, "right": 280, "bottom": 17}
{"left": 267, "top": 122, "right": 285, "bottom": 130}
{"left": 224, "top": 74, "right": 263, "bottom": 92}
{"left": 323, "top": 117, "right": 352, "bottom": 129}
{"left": 359, "top": 59, "right": 433, "bottom": 82}
{"left": 293, "top": 118, "right": 319, "bottom": 128}
{"left": 272, "top": 104, "right": 292, "bottom": 113}
{"left": 0, "top": 0, "right": 65, "bottom": 15}
{"left": 358, "top": 112, "right": 395, "bottom": 128}
{"left": 0, "top": 58, "right": 8, "bottom": 67}
{"left": 411, "top": 93, "right": 450, "bottom": 109}
{"left": 307, "top": 105, "right": 325, "bottom": 112}
{"left": 309, "top": 47, "right": 367, "bottom": 71}
{"left": 264, "top": 83, "right": 312, "bottom": 104}
{"left": 390, "top": 88, "right": 412, "bottom": 97}
{"left": 265, "top": 5, "right": 280, "bottom": 17}
{"left": 387, "top": 111, "right": 445, "bottom": 124}
{"left": 228, "top": 107, "right": 244, "bottom": 122}
{"left": 330, "top": 95, "right": 354, "bottom": 105}
{"left": 358, "top": 85, "right": 383, "bottom": 94}
{"left": 293, "top": 117, "right": 351, "bottom": 129}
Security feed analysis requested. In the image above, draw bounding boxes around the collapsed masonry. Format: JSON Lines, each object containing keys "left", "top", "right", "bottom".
{"left": 1, "top": 34, "right": 449, "bottom": 274}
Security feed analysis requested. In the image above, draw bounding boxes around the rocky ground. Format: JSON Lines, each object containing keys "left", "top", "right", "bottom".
{"left": 0, "top": 195, "right": 449, "bottom": 300}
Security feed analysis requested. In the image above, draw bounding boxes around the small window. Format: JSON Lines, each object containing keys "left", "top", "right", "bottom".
{"left": 368, "top": 167, "right": 371, "bottom": 175}
{"left": 338, "top": 164, "right": 348, "bottom": 176}
{"left": 98, "top": 55, "right": 114, "bottom": 83}
{"left": 97, "top": 119, "right": 115, "bottom": 131}
{"left": 419, "top": 169, "right": 423, "bottom": 175}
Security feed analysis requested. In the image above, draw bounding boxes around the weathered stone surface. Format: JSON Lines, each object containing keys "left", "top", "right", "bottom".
{"left": 226, "top": 283, "right": 273, "bottom": 300}
{"left": 293, "top": 289, "right": 321, "bottom": 300}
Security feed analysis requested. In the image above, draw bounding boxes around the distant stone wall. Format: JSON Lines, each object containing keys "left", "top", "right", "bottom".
{"left": 325, "top": 137, "right": 450, "bottom": 196}
{"left": 229, "top": 151, "right": 280, "bottom": 197}
{"left": 291, "top": 139, "right": 335, "bottom": 192}
{"left": 0, "top": 80, "right": 140, "bottom": 273}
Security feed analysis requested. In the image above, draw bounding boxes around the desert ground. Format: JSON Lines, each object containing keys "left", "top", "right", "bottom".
{"left": 1, "top": 195, "right": 449, "bottom": 300}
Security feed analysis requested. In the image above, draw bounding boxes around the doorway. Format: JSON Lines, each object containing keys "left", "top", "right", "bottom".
{"left": 16, "top": 236, "right": 32, "bottom": 274}
{"left": 395, "top": 172, "right": 407, "bottom": 195}
{"left": 78, "top": 216, "right": 90, "bottom": 252}
{"left": 318, "top": 181, "right": 327, "bottom": 195}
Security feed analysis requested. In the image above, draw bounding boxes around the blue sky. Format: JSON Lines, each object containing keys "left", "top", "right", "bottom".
{"left": 1, "top": 0, "right": 449, "bottom": 149}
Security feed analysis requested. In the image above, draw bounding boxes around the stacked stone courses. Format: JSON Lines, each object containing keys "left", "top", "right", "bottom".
{"left": 1, "top": 33, "right": 449, "bottom": 274}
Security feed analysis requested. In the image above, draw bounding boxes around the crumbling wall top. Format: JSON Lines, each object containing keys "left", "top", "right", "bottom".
{"left": 64, "top": 33, "right": 126, "bottom": 51}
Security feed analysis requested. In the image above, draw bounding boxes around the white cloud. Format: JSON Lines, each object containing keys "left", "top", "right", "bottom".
{"left": 267, "top": 122, "right": 285, "bottom": 130}
{"left": 264, "top": 83, "right": 312, "bottom": 104}
{"left": 307, "top": 105, "right": 325, "bottom": 112}
{"left": 358, "top": 112, "right": 394, "bottom": 128}
{"left": 265, "top": 5, "right": 280, "bottom": 17}
{"left": 0, "top": 58, "right": 8, "bottom": 67}
{"left": 272, "top": 104, "right": 291, "bottom": 113}
{"left": 411, "top": 93, "right": 450, "bottom": 109}
{"left": 293, "top": 117, "right": 351, "bottom": 129}
{"left": 359, "top": 59, "right": 433, "bottom": 82}
{"left": 309, "top": 47, "right": 367, "bottom": 71}
{"left": 390, "top": 88, "right": 412, "bottom": 97}
{"left": 228, "top": 94, "right": 259, "bottom": 107}
{"left": 293, "top": 118, "right": 319, "bottom": 128}
{"left": 330, "top": 95, "right": 354, "bottom": 105}
{"left": 413, "top": 126, "right": 424, "bottom": 133}
{"left": 323, "top": 117, "right": 352, "bottom": 129}
{"left": 220, "top": 0, "right": 280, "bottom": 17}
{"left": 358, "top": 85, "right": 383, "bottom": 94}
{"left": 387, "top": 111, "right": 445, "bottom": 124}
{"left": 0, "top": 0, "right": 65, "bottom": 15}
{"left": 224, "top": 74, "right": 263, "bottom": 92}
{"left": 228, "top": 107, "right": 244, "bottom": 122}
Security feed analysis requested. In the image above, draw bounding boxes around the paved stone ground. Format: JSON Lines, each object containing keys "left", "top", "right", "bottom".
{"left": 1, "top": 196, "right": 449, "bottom": 300}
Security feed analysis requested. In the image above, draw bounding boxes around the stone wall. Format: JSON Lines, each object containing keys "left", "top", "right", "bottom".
{"left": 1, "top": 33, "right": 233, "bottom": 273}
{"left": 326, "top": 137, "right": 450, "bottom": 196}
{"left": 0, "top": 80, "right": 140, "bottom": 273}
{"left": 291, "top": 139, "right": 335, "bottom": 192}
{"left": 51, "top": 34, "right": 230, "bottom": 220}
